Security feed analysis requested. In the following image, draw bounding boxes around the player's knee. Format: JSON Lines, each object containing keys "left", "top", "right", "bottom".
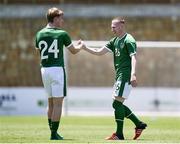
{"left": 113, "top": 99, "right": 123, "bottom": 109}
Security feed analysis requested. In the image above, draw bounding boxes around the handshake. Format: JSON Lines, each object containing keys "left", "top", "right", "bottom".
{"left": 68, "top": 39, "right": 86, "bottom": 54}
{"left": 74, "top": 39, "right": 86, "bottom": 51}
{"left": 69, "top": 39, "right": 89, "bottom": 54}
{"left": 71, "top": 39, "right": 105, "bottom": 56}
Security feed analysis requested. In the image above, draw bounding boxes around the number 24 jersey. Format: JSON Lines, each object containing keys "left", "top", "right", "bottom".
{"left": 35, "top": 27, "right": 72, "bottom": 67}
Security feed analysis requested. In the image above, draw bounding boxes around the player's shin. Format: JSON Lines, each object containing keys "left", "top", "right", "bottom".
{"left": 123, "top": 104, "right": 141, "bottom": 126}
{"left": 48, "top": 119, "right": 52, "bottom": 130}
{"left": 113, "top": 100, "right": 125, "bottom": 139}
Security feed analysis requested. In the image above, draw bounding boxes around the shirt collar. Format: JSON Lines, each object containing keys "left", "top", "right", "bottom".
{"left": 118, "top": 33, "right": 127, "bottom": 40}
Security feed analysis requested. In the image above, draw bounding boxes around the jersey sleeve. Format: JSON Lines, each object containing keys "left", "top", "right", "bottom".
{"left": 63, "top": 32, "right": 72, "bottom": 48}
{"left": 105, "top": 38, "right": 115, "bottom": 52}
{"left": 126, "top": 35, "right": 137, "bottom": 56}
{"left": 126, "top": 42, "right": 136, "bottom": 56}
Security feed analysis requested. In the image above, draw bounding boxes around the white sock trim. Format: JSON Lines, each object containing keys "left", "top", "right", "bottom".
{"left": 126, "top": 112, "right": 133, "bottom": 118}
{"left": 116, "top": 119, "right": 124, "bottom": 122}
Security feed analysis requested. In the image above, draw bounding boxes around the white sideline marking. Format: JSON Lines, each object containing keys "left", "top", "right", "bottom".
{"left": 64, "top": 111, "right": 180, "bottom": 117}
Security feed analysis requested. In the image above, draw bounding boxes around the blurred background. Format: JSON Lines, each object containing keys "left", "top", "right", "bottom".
{"left": 0, "top": 0, "right": 180, "bottom": 116}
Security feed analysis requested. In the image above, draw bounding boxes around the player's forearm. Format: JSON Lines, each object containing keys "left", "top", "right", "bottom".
{"left": 71, "top": 49, "right": 80, "bottom": 54}
{"left": 83, "top": 46, "right": 105, "bottom": 56}
{"left": 68, "top": 44, "right": 81, "bottom": 54}
{"left": 131, "top": 55, "right": 137, "bottom": 76}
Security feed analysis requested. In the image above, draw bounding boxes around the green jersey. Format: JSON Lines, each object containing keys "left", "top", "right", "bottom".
{"left": 35, "top": 27, "right": 72, "bottom": 67}
{"left": 105, "top": 33, "right": 136, "bottom": 81}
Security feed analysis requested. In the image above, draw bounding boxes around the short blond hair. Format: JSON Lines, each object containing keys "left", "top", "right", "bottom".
{"left": 112, "top": 17, "right": 125, "bottom": 24}
{"left": 46, "top": 7, "right": 64, "bottom": 23}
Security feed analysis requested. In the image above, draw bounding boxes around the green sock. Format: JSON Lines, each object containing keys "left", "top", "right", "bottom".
{"left": 51, "top": 121, "right": 60, "bottom": 135}
{"left": 112, "top": 100, "right": 125, "bottom": 136}
{"left": 48, "top": 119, "right": 51, "bottom": 130}
{"left": 123, "top": 104, "right": 141, "bottom": 127}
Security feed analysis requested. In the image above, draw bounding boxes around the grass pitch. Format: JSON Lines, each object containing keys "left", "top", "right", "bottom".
{"left": 0, "top": 116, "right": 180, "bottom": 143}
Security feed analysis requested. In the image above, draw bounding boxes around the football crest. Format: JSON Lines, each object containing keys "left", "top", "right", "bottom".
{"left": 120, "top": 42, "right": 125, "bottom": 49}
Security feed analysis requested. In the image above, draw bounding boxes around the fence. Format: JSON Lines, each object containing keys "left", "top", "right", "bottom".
{"left": 1, "top": 41, "right": 180, "bottom": 116}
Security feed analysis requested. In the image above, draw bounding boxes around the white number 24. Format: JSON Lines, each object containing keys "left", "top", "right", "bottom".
{"left": 38, "top": 39, "right": 59, "bottom": 60}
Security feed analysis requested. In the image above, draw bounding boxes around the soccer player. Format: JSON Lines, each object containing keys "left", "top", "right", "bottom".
{"left": 82, "top": 17, "right": 147, "bottom": 140}
{"left": 35, "top": 7, "right": 83, "bottom": 140}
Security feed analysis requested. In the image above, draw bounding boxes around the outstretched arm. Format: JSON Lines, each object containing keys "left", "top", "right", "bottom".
{"left": 83, "top": 45, "right": 109, "bottom": 56}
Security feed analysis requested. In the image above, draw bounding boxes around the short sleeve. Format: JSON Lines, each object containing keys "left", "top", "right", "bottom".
{"left": 125, "top": 34, "right": 137, "bottom": 56}
{"left": 126, "top": 42, "right": 136, "bottom": 57}
{"left": 63, "top": 32, "right": 72, "bottom": 47}
{"left": 105, "top": 38, "right": 115, "bottom": 52}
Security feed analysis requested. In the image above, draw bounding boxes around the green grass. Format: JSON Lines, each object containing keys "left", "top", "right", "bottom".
{"left": 0, "top": 116, "right": 180, "bottom": 143}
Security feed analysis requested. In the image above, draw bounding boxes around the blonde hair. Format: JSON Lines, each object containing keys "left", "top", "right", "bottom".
{"left": 112, "top": 17, "right": 125, "bottom": 24}
{"left": 46, "top": 7, "right": 64, "bottom": 23}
